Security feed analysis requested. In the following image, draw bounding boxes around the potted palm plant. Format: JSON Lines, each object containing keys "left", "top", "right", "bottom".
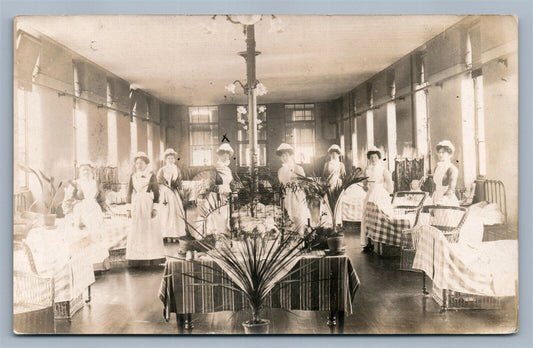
{"left": 19, "top": 165, "right": 64, "bottom": 227}
{"left": 295, "top": 168, "right": 367, "bottom": 251}
{"left": 193, "top": 227, "right": 312, "bottom": 334}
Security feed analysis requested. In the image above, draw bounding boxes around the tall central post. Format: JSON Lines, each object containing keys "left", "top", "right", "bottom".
{"left": 244, "top": 25, "right": 259, "bottom": 197}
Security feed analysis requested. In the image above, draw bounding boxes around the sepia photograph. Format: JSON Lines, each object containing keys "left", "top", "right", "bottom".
{"left": 12, "top": 14, "right": 518, "bottom": 335}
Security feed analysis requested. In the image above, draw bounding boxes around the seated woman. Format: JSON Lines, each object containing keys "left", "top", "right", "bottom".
{"left": 62, "top": 161, "right": 109, "bottom": 266}
{"left": 277, "top": 143, "right": 311, "bottom": 234}
{"left": 360, "top": 146, "right": 394, "bottom": 251}
{"left": 157, "top": 148, "right": 186, "bottom": 241}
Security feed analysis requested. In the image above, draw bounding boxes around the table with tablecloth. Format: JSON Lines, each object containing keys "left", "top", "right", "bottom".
{"left": 411, "top": 224, "right": 518, "bottom": 310}
{"left": 159, "top": 253, "right": 360, "bottom": 332}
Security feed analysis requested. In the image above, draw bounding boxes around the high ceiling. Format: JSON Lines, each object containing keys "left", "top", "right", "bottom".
{"left": 16, "top": 15, "right": 464, "bottom": 105}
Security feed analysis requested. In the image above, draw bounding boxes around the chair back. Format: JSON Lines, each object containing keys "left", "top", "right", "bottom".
{"left": 13, "top": 241, "right": 55, "bottom": 317}
{"left": 483, "top": 180, "right": 507, "bottom": 224}
{"left": 14, "top": 241, "right": 39, "bottom": 274}
{"left": 14, "top": 192, "right": 27, "bottom": 215}
{"left": 392, "top": 191, "right": 428, "bottom": 215}
{"left": 416, "top": 205, "right": 468, "bottom": 242}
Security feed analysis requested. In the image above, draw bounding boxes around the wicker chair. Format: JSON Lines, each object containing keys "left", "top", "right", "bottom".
{"left": 391, "top": 191, "right": 428, "bottom": 216}
{"left": 400, "top": 205, "right": 468, "bottom": 272}
{"left": 13, "top": 241, "right": 55, "bottom": 334}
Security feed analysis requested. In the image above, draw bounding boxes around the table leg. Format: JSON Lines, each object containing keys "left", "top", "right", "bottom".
{"left": 422, "top": 272, "right": 429, "bottom": 295}
{"left": 440, "top": 289, "right": 447, "bottom": 312}
{"left": 86, "top": 286, "right": 92, "bottom": 303}
{"left": 336, "top": 311, "right": 345, "bottom": 334}
{"left": 176, "top": 314, "right": 185, "bottom": 333}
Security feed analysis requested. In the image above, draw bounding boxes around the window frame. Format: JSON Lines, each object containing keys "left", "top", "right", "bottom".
{"left": 188, "top": 106, "right": 219, "bottom": 167}
{"left": 284, "top": 103, "right": 316, "bottom": 165}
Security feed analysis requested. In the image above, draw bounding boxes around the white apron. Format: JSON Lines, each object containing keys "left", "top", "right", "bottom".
{"left": 324, "top": 160, "right": 343, "bottom": 190}
{"left": 432, "top": 161, "right": 459, "bottom": 206}
{"left": 279, "top": 163, "right": 311, "bottom": 233}
{"left": 360, "top": 164, "right": 394, "bottom": 246}
{"left": 158, "top": 165, "right": 186, "bottom": 238}
{"left": 126, "top": 173, "right": 165, "bottom": 260}
{"left": 205, "top": 161, "right": 233, "bottom": 235}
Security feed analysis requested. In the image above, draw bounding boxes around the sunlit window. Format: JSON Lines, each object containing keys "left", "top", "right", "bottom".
{"left": 189, "top": 106, "right": 219, "bottom": 166}
{"left": 285, "top": 104, "right": 315, "bottom": 164}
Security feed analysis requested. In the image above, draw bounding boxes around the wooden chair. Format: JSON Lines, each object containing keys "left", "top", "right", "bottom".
{"left": 13, "top": 241, "right": 55, "bottom": 333}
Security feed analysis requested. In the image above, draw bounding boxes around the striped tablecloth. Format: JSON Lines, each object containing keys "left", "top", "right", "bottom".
{"left": 412, "top": 225, "right": 518, "bottom": 297}
{"left": 159, "top": 254, "right": 360, "bottom": 320}
{"left": 365, "top": 202, "right": 414, "bottom": 247}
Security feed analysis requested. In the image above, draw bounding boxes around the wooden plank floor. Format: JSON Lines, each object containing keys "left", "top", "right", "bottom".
{"left": 53, "top": 229, "right": 517, "bottom": 335}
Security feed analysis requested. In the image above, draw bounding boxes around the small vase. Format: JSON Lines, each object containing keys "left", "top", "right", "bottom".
{"left": 42, "top": 214, "right": 56, "bottom": 227}
{"left": 242, "top": 319, "right": 270, "bottom": 334}
{"left": 327, "top": 236, "right": 344, "bottom": 251}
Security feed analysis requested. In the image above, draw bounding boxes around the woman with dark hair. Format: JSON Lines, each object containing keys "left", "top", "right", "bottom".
{"left": 277, "top": 143, "right": 310, "bottom": 234}
{"left": 323, "top": 144, "right": 346, "bottom": 190}
{"left": 432, "top": 140, "right": 459, "bottom": 206}
{"left": 360, "top": 146, "right": 394, "bottom": 251}
{"left": 126, "top": 152, "right": 164, "bottom": 263}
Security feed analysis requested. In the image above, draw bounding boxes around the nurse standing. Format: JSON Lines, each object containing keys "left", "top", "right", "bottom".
{"left": 157, "top": 148, "right": 186, "bottom": 241}
{"left": 360, "top": 146, "right": 394, "bottom": 251}
{"left": 204, "top": 144, "right": 234, "bottom": 235}
{"left": 323, "top": 144, "right": 346, "bottom": 190}
{"left": 126, "top": 152, "right": 165, "bottom": 263}
{"left": 277, "top": 143, "right": 311, "bottom": 234}
{"left": 432, "top": 140, "right": 459, "bottom": 206}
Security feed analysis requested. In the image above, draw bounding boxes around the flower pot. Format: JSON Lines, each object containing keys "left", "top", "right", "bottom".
{"left": 42, "top": 214, "right": 56, "bottom": 227}
{"left": 327, "top": 236, "right": 344, "bottom": 251}
{"left": 242, "top": 319, "right": 270, "bottom": 334}
{"left": 177, "top": 237, "right": 196, "bottom": 254}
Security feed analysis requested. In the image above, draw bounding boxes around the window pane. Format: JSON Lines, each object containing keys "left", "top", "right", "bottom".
{"left": 190, "top": 124, "right": 218, "bottom": 145}
{"left": 189, "top": 106, "right": 218, "bottom": 124}
{"left": 210, "top": 107, "right": 218, "bottom": 123}
{"left": 191, "top": 147, "right": 214, "bottom": 166}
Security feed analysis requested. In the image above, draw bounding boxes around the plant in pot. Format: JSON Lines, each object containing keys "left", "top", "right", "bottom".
{"left": 295, "top": 168, "right": 367, "bottom": 252}
{"left": 19, "top": 165, "right": 64, "bottom": 227}
{"left": 190, "top": 226, "right": 314, "bottom": 334}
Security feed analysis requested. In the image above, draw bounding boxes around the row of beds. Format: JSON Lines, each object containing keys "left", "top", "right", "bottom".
{"left": 13, "top": 179, "right": 516, "bottom": 333}
{"left": 358, "top": 179, "right": 517, "bottom": 312}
